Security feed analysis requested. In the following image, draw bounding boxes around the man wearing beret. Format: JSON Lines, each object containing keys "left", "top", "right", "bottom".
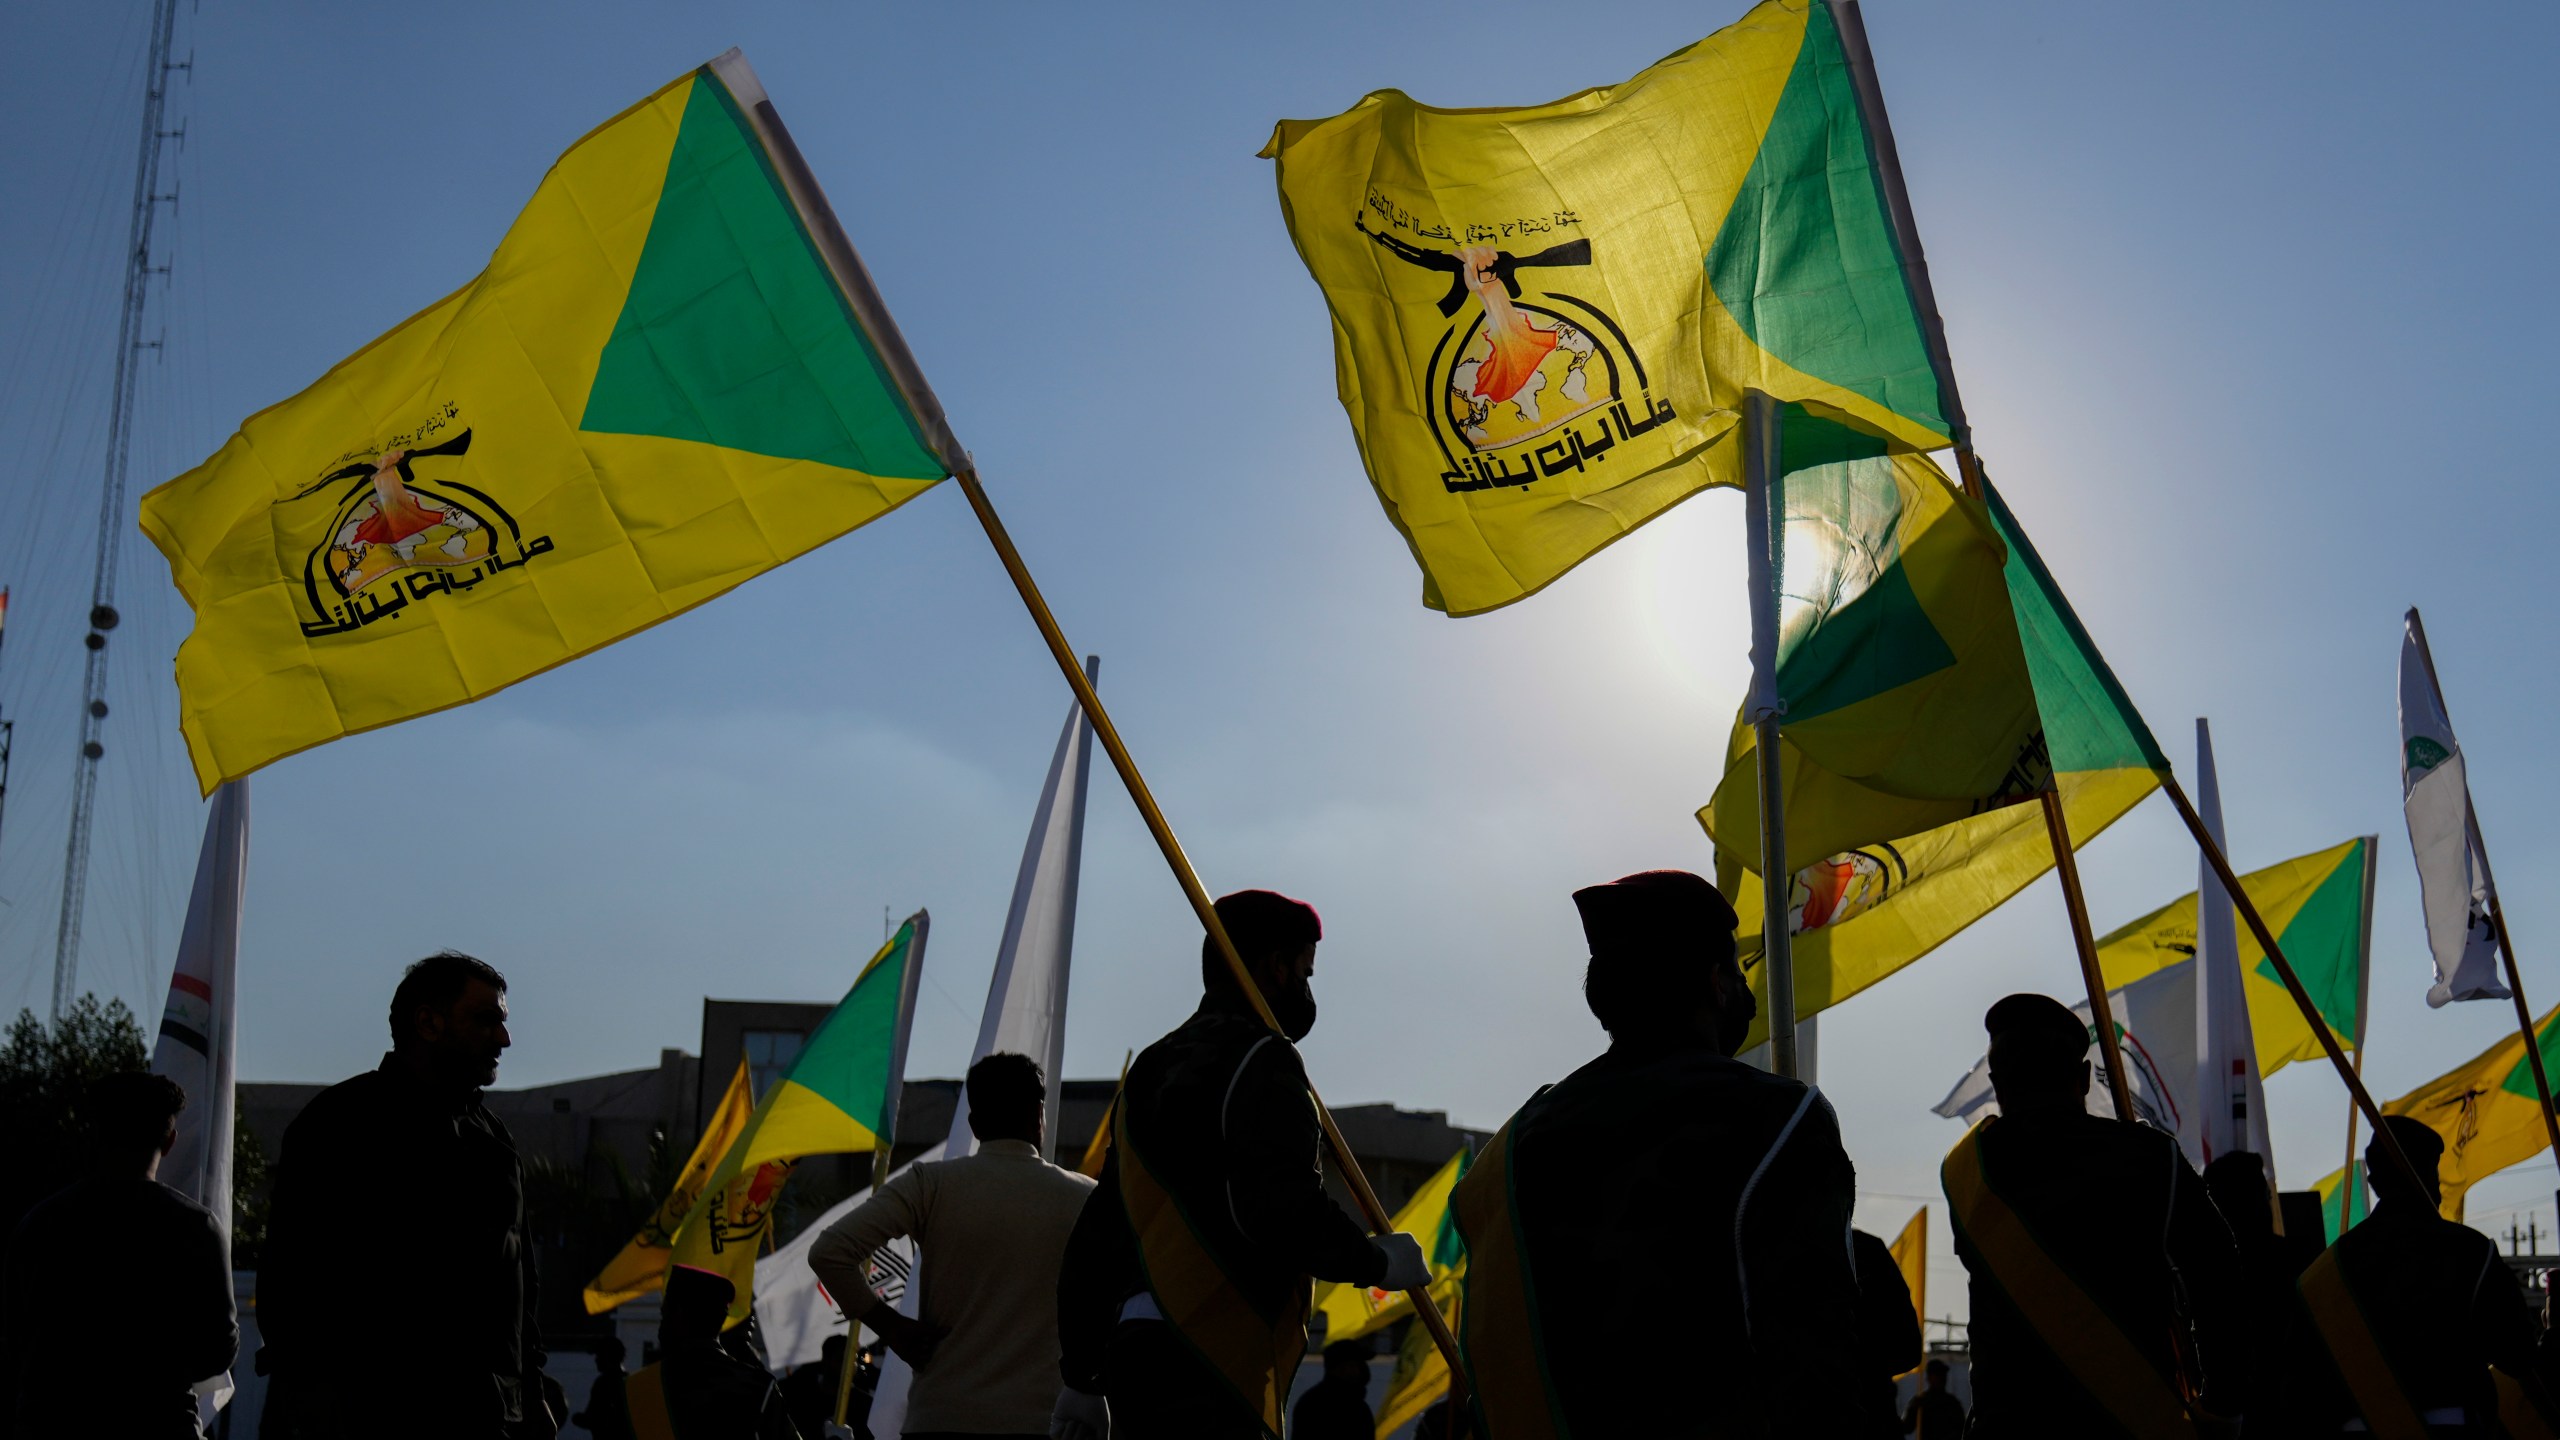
{"left": 1052, "top": 889, "right": 1429, "bottom": 1440}
{"left": 1449, "top": 869, "right": 1866, "bottom": 1436}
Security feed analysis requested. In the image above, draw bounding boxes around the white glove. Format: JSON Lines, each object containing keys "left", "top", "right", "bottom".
{"left": 1374, "top": 1231, "right": 1431, "bottom": 1293}
{"left": 1051, "top": 1384, "right": 1111, "bottom": 1440}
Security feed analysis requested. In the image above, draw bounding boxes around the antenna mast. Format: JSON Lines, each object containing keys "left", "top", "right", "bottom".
{"left": 52, "top": 0, "right": 188, "bottom": 1019}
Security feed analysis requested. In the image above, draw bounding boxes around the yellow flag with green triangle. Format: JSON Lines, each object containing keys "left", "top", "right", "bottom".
{"left": 141, "top": 52, "right": 958, "bottom": 793}
{"left": 1704, "top": 462, "right": 2169, "bottom": 1047}
{"left": 2306, "top": 998, "right": 2560, "bottom": 1223}
{"left": 2094, "top": 836, "right": 2376, "bottom": 1075}
{"left": 583, "top": 1057, "right": 757, "bottom": 1315}
{"left": 672, "top": 913, "right": 926, "bottom": 1324}
{"left": 1262, "top": 0, "right": 1956, "bottom": 616}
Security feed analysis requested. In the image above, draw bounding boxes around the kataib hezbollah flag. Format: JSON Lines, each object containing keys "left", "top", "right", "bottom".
{"left": 1263, "top": 0, "right": 1954, "bottom": 616}
{"left": 2326, "top": 1000, "right": 2560, "bottom": 1223}
{"left": 672, "top": 913, "right": 927, "bottom": 1323}
{"left": 1705, "top": 471, "right": 2167, "bottom": 1047}
{"left": 2094, "top": 837, "right": 2376, "bottom": 1075}
{"left": 1310, "top": 1146, "right": 1469, "bottom": 1345}
{"left": 583, "top": 1058, "right": 756, "bottom": 1314}
{"left": 140, "top": 52, "right": 960, "bottom": 793}
{"left": 1372, "top": 1272, "right": 1464, "bottom": 1440}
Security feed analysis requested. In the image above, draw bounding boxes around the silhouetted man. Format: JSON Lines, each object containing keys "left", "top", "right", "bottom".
{"left": 1900, "top": 1359, "right": 1964, "bottom": 1438}
{"left": 578, "top": 1336, "right": 637, "bottom": 1440}
{"left": 1, "top": 1070, "right": 235, "bottom": 1438}
{"left": 259, "top": 952, "right": 559, "bottom": 1438}
{"left": 810, "top": 1051, "right": 1094, "bottom": 1439}
{"left": 2299, "top": 1116, "right": 2541, "bottom": 1435}
{"left": 776, "top": 1336, "right": 844, "bottom": 1440}
{"left": 1853, "top": 1227, "right": 1924, "bottom": 1437}
{"left": 1449, "top": 869, "right": 1866, "bottom": 1436}
{"left": 2203, "top": 1150, "right": 2319, "bottom": 1436}
{"left": 1289, "top": 1340, "right": 1375, "bottom": 1440}
{"left": 1944, "top": 993, "right": 2244, "bottom": 1438}
{"left": 1054, "top": 890, "right": 1427, "bottom": 1440}
{"left": 631, "top": 1264, "right": 800, "bottom": 1440}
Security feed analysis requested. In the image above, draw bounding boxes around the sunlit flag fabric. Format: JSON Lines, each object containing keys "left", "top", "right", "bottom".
{"left": 1933, "top": 840, "right": 2374, "bottom": 1142}
{"left": 672, "top": 913, "right": 927, "bottom": 1324}
{"left": 1703, "top": 473, "right": 2167, "bottom": 1044}
{"left": 1888, "top": 1206, "right": 1926, "bottom": 1376}
{"left": 2399, "top": 613, "right": 2507, "bottom": 1006}
{"left": 139, "top": 51, "right": 960, "bottom": 793}
{"left": 2308, "top": 1164, "right": 2371, "bottom": 1242}
{"left": 1261, "top": 0, "right": 1955, "bottom": 616}
{"left": 2309, "top": 999, "right": 2560, "bottom": 1223}
{"left": 583, "top": 1058, "right": 756, "bottom": 1314}
{"left": 1310, "top": 1146, "right": 1469, "bottom": 1346}
{"left": 1373, "top": 1272, "right": 1465, "bottom": 1439}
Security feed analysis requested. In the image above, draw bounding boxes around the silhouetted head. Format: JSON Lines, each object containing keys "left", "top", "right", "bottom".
{"left": 660, "top": 1264, "right": 735, "bottom": 1347}
{"left": 2368, "top": 1115, "right": 2446, "bottom": 1213}
{"left": 1925, "top": 1358, "right": 1949, "bottom": 1390}
{"left": 1201, "top": 890, "right": 1324, "bottom": 1041}
{"left": 389, "top": 951, "right": 511, "bottom": 1088}
{"left": 87, "top": 1070, "right": 184, "bottom": 1176}
{"left": 2203, "top": 1151, "right": 2275, "bottom": 1241}
{"left": 1575, "top": 870, "right": 1751, "bottom": 1054}
{"left": 966, "top": 1051, "right": 1047, "bottom": 1149}
{"left": 820, "top": 1334, "right": 847, "bottom": 1366}
{"left": 596, "top": 1335, "right": 626, "bottom": 1372}
{"left": 1984, "top": 993, "right": 2091, "bottom": 1119}
{"left": 1323, "top": 1339, "right": 1369, "bottom": 1385}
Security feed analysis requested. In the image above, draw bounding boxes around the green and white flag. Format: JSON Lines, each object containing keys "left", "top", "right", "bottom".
{"left": 2400, "top": 611, "right": 2505, "bottom": 1007}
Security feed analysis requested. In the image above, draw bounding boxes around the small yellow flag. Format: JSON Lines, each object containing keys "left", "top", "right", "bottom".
{"left": 1889, "top": 1206, "right": 1927, "bottom": 1378}
{"left": 584, "top": 1059, "right": 758, "bottom": 1314}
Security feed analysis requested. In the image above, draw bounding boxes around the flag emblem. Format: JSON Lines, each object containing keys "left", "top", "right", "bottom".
{"left": 290, "top": 422, "right": 555, "bottom": 638}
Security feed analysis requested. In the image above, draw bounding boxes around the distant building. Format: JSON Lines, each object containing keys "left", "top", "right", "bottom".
{"left": 239, "top": 998, "right": 1487, "bottom": 1341}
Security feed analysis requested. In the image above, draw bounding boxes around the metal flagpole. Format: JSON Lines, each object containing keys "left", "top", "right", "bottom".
{"left": 2407, "top": 609, "right": 2560, "bottom": 1199}
{"left": 1742, "top": 390, "right": 1800, "bottom": 1079}
{"left": 715, "top": 47, "right": 1473, "bottom": 1394}
{"left": 2340, "top": 835, "right": 2378, "bottom": 1230}
{"left": 1828, "top": 0, "right": 2138, "bottom": 1112}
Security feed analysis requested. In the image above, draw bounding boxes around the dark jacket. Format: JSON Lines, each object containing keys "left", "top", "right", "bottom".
{"left": 2303, "top": 1199, "right": 2537, "bottom": 1428}
{"left": 1055, "top": 994, "right": 1384, "bottom": 1394}
{"left": 660, "top": 1342, "right": 802, "bottom": 1440}
{"left": 1853, "top": 1228, "right": 1924, "bottom": 1437}
{"left": 1, "top": 1174, "right": 236, "bottom": 1439}
{"left": 1953, "top": 1114, "right": 2244, "bottom": 1438}
{"left": 258, "top": 1055, "right": 543, "bottom": 1433}
{"left": 1469, "top": 1038, "right": 1865, "bottom": 1438}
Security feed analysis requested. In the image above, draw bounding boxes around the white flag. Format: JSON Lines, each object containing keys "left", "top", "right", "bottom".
{"left": 1933, "top": 961, "right": 2193, "bottom": 1133}
{"left": 2193, "top": 720, "right": 2273, "bottom": 1168}
{"left": 755, "top": 664, "right": 1098, "bottom": 1405}
{"left": 2401, "top": 612, "right": 2506, "bottom": 1007}
{"left": 149, "top": 780, "right": 249, "bottom": 1421}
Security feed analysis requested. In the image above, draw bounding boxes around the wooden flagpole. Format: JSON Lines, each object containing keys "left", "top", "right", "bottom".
{"left": 2407, "top": 608, "right": 2560, "bottom": 1194}
{"left": 1828, "top": 0, "right": 2140, "bottom": 1118}
{"left": 718, "top": 55, "right": 1471, "bottom": 1396}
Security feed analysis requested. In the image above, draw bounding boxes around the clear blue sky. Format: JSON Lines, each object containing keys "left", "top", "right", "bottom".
{"left": 4, "top": 1, "right": 2558, "bottom": 1308}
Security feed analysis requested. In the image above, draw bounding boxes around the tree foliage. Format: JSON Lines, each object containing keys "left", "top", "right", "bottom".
{"left": 0, "top": 995, "right": 149, "bottom": 1240}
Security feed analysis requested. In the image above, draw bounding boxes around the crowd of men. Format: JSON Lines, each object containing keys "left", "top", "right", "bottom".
{"left": 8, "top": 873, "right": 2560, "bottom": 1438}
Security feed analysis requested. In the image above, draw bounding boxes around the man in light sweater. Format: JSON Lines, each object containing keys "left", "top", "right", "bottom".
{"left": 809, "top": 1053, "right": 1094, "bottom": 1440}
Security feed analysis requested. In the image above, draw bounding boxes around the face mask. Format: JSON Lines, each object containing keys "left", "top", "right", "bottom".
{"left": 1270, "top": 976, "right": 1319, "bottom": 1042}
{"left": 1714, "top": 973, "right": 1757, "bottom": 1056}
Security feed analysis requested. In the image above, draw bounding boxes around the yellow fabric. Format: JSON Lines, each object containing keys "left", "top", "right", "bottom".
{"left": 1373, "top": 1272, "right": 1462, "bottom": 1440}
{"left": 1888, "top": 1206, "right": 1927, "bottom": 1379}
{"left": 1078, "top": 1052, "right": 1130, "bottom": 1180}
{"left": 1448, "top": 1121, "right": 1564, "bottom": 1440}
{"left": 2354, "top": 997, "right": 2560, "bottom": 1222}
{"left": 1117, "top": 1093, "right": 1305, "bottom": 1439}
{"left": 139, "top": 67, "right": 943, "bottom": 792}
{"left": 1261, "top": 1, "right": 1949, "bottom": 616}
{"left": 2092, "top": 837, "right": 2366, "bottom": 1075}
{"left": 628, "top": 1363, "right": 676, "bottom": 1440}
{"left": 1940, "top": 1122, "right": 2195, "bottom": 1438}
{"left": 2297, "top": 1248, "right": 2429, "bottom": 1440}
{"left": 585, "top": 1058, "right": 757, "bottom": 1313}
{"left": 1717, "top": 765, "right": 2158, "bottom": 1053}
{"left": 1312, "top": 1146, "right": 1467, "bottom": 1344}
